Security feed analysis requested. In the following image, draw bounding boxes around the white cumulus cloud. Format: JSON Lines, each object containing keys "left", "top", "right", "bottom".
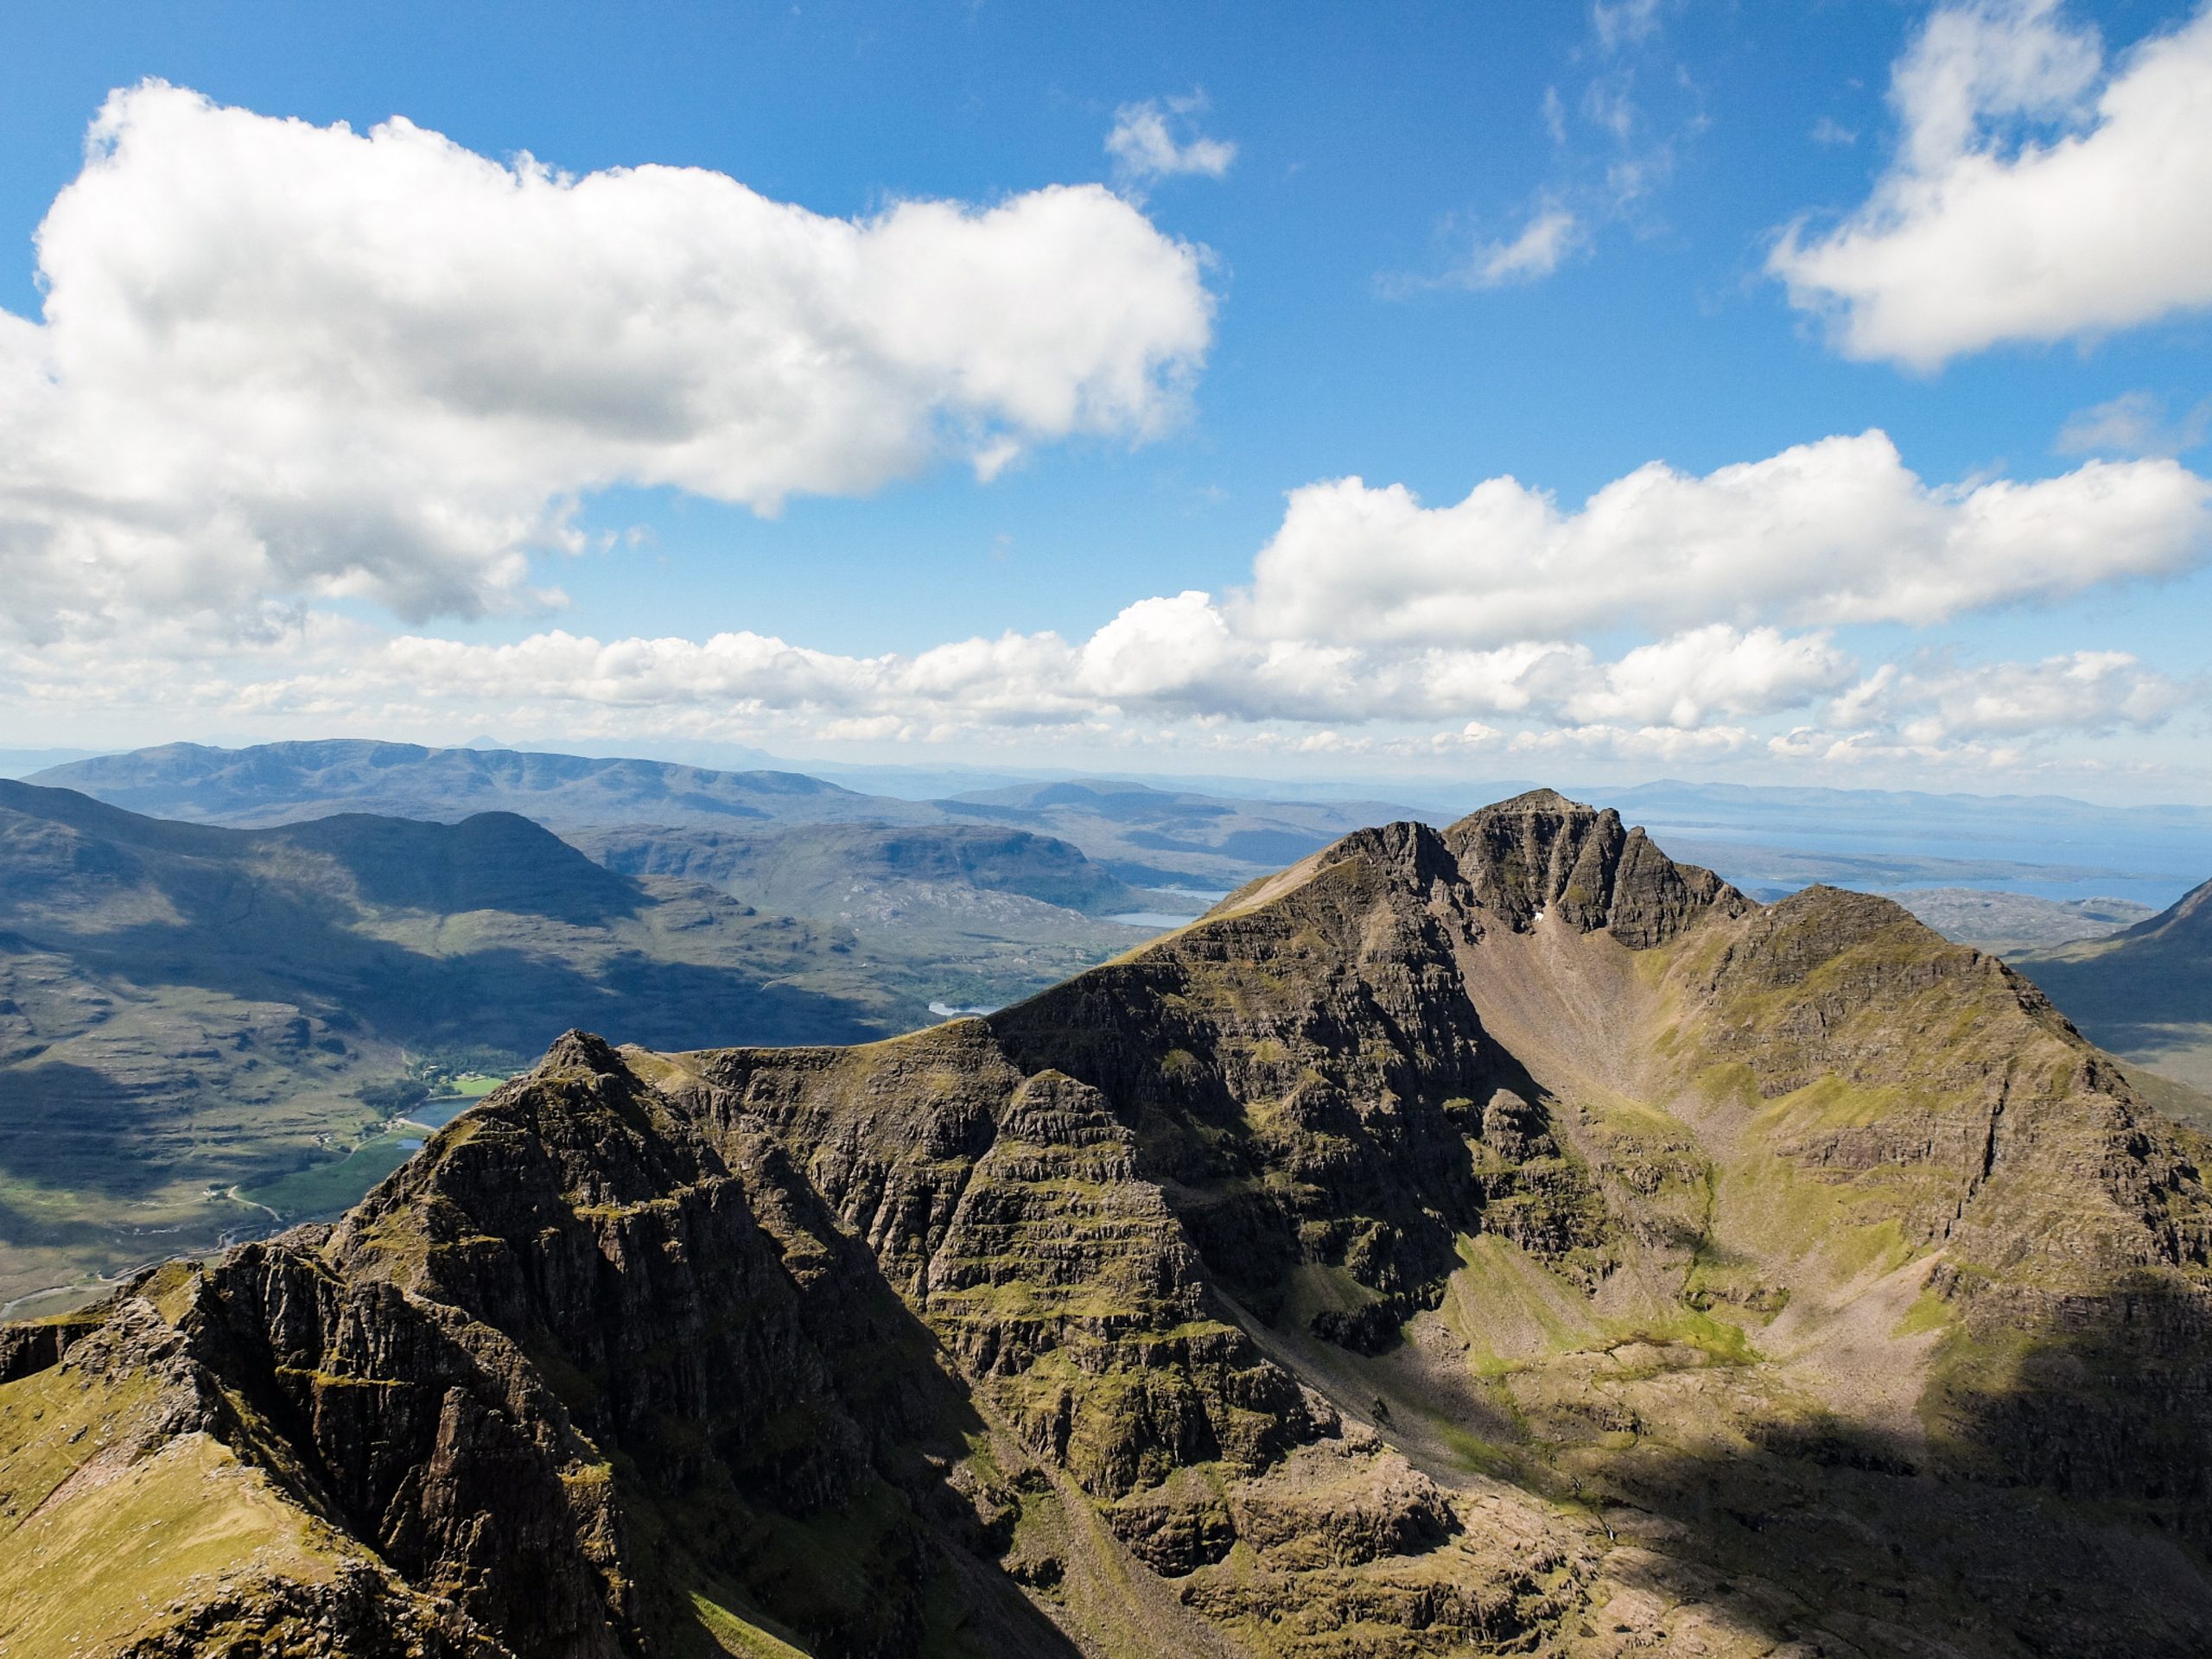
{"left": 1235, "top": 431, "right": 2210, "bottom": 646}
{"left": 0, "top": 82, "right": 1215, "bottom": 638}
{"left": 1561, "top": 626, "right": 1857, "bottom": 727}
{"left": 1771, "top": 1, "right": 2212, "bottom": 367}
{"left": 5, "top": 347, "right": 2201, "bottom": 783}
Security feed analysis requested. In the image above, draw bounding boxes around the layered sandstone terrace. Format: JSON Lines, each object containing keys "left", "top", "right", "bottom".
{"left": 5, "top": 791, "right": 2210, "bottom": 1658}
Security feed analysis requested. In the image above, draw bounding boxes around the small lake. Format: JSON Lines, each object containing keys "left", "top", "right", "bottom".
{"left": 929, "top": 1000, "right": 999, "bottom": 1019}
{"left": 405, "top": 1096, "right": 475, "bottom": 1129}
{"left": 1107, "top": 911, "right": 1205, "bottom": 928}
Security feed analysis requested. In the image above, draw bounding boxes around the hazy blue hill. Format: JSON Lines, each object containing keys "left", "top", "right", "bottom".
{"left": 0, "top": 776, "right": 238, "bottom": 856}
{"left": 33, "top": 741, "right": 1434, "bottom": 892}
{"left": 30, "top": 739, "right": 945, "bottom": 829}
{"left": 49, "top": 740, "right": 2209, "bottom": 919}
{"left": 2015, "top": 874, "right": 2212, "bottom": 1093}
{"left": 937, "top": 776, "right": 1422, "bottom": 886}
{"left": 2114, "top": 874, "right": 2212, "bottom": 949}
{"left": 0, "top": 748, "right": 106, "bottom": 779}
{"left": 576, "top": 820, "right": 1171, "bottom": 1027}
{"left": 41, "top": 747, "right": 2212, "bottom": 908}
{"left": 268, "top": 810, "right": 646, "bottom": 924}
{"left": 9, "top": 748, "right": 1241, "bottom": 1065}
{"left": 584, "top": 821, "right": 1147, "bottom": 917}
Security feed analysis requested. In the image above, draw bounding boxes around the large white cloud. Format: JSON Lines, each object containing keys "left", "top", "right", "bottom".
{"left": 1236, "top": 430, "right": 2209, "bottom": 645}
{"left": 1770, "top": 1, "right": 2212, "bottom": 367}
{"left": 0, "top": 82, "right": 1213, "bottom": 635}
{"left": 1560, "top": 626, "right": 1856, "bottom": 727}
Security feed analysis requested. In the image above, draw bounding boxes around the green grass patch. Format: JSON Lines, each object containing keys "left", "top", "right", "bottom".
{"left": 1424, "top": 1409, "right": 1541, "bottom": 1484}
{"left": 1893, "top": 1286, "right": 1953, "bottom": 1338}
{"left": 1599, "top": 1305, "right": 1759, "bottom": 1368}
{"left": 1444, "top": 1233, "right": 1600, "bottom": 1371}
{"left": 0, "top": 1365, "right": 360, "bottom": 1656}
{"left": 241, "top": 1133, "right": 418, "bottom": 1221}
{"left": 686, "top": 1593, "right": 815, "bottom": 1657}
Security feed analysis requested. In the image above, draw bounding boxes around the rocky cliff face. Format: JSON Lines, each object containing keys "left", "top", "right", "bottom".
{"left": 8, "top": 790, "right": 2212, "bottom": 1658}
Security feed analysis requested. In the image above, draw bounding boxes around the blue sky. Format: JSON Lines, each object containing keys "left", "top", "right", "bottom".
{"left": 3, "top": 1, "right": 2209, "bottom": 798}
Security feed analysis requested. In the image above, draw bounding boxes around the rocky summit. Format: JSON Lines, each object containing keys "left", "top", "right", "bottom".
{"left": 6, "top": 791, "right": 2212, "bottom": 1658}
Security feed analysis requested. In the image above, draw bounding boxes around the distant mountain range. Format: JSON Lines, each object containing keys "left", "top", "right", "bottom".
{"left": 37, "top": 741, "right": 2212, "bottom": 905}
{"left": 0, "top": 778, "right": 919, "bottom": 1309}
{"left": 24, "top": 739, "right": 2212, "bottom": 1104}
{"left": 31, "top": 741, "right": 1415, "bottom": 889}
{"left": 1599, "top": 779, "right": 2212, "bottom": 908}
{"left": 935, "top": 776, "right": 1418, "bottom": 886}
{"left": 31, "top": 740, "right": 944, "bottom": 829}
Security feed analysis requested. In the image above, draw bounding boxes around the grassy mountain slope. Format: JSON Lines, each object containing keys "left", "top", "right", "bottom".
{"left": 8, "top": 791, "right": 2212, "bottom": 1656}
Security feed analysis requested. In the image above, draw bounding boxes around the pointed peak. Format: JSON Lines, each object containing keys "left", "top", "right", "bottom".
{"left": 537, "top": 1028, "right": 627, "bottom": 1077}
{"left": 1457, "top": 787, "right": 1600, "bottom": 825}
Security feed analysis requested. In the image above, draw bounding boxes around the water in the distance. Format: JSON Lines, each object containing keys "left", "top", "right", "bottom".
{"left": 1109, "top": 886, "right": 1227, "bottom": 929}
{"left": 403, "top": 1073, "right": 510, "bottom": 1130}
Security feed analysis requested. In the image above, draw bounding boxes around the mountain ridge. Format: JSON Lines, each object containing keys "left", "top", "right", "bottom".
{"left": 2117, "top": 873, "right": 2212, "bottom": 946}
{"left": 7, "top": 791, "right": 2212, "bottom": 1656}
{"left": 29, "top": 740, "right": 938, "bottom": 829}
